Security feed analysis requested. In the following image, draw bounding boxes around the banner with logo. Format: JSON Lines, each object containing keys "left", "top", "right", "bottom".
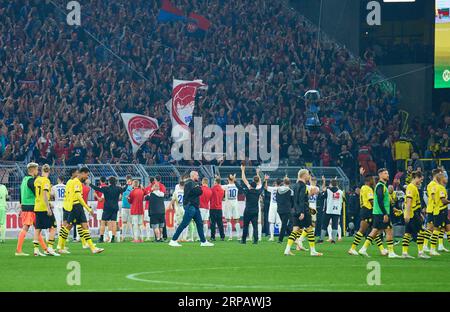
{"left": 121, "top": 113, "right": 159, "bottom": 154}
{"left": 166, "top": 79, "right": 206, "bottom": 142}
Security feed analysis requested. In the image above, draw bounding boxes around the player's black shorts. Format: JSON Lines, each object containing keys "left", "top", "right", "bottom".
{"left": 291, "top": 212, "right": 312, "bottom": 228}
{"left": 373, "top": 214, "right": 392, "bottom": 230}
{"left": 67, "top": 204, "right": 88, "bottom": 225}
{"left": 360, "top": 207, "right": 373, "bottom": 225}
{"left": 35, "top": 211, "right": 57, "bottom": 230}
{"left": 101, "top": 209, "right": 118, "bottom": 221}
{"left": 63, "top": 209, "right": 70, "bottom": 222}
{"left": 426, "top": 212, "right": 434, "bottom": 224}
{"left": 405, "top": 211, "right": 423, "bottom": 235}
{"left": 150, "top": 213, "right": 165, "bottom": 226}
{"left": 434, "top": 209, "right": 450, "bottom": 228}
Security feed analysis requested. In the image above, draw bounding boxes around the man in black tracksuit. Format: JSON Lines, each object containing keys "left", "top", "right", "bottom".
{"left": 89, "top": 176, "right": 128, "bottom": 243}
{"left": 169, "top": 171, "right": 213, "bottom": 247}
{"left": 276, "top": 178, "right": 293, "bottom": 243}
{"left": 238, "top": 165, "right": 265, "bottom": 244}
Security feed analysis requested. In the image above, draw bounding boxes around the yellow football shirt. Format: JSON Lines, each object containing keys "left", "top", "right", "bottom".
{"left": 405, "top": 183, "right": 421, "bottom": 218}
{"left": 426, "top": 181, "right": 437, "bottom": 214}
{"left": 433, "top": 184, "right": 448, "bottom": 216}
{"left": 63, "top": 178, "right": 74, "bottom": 212}
{"left": 71, "top": 178, "right": 91, "bottom": 212}
{"left": 360, "top": 185, "right": 374, "bottom": 209}
{"left": 34, "top": 176, "right": 51, "bottom": 212}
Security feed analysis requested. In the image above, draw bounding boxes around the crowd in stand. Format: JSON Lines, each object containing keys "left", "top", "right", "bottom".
{"left": 0, "top": 0, "right": 449, "bottom": 186}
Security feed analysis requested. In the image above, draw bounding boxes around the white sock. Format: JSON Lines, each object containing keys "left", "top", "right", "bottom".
{"left": 269, "top": 223, "right": 275, "bottom": 239}
{"left": 203, "top": 224, "right": 208, "bottom": 238}
{"left": 145, "top": 224, "right": 151, "bottom": 239}
{"left": 327, "top": 224, "right": 332, "bottom": 239}
{"left": 133, "top": 223, "right": 138, "bottom": 241}
{"left": 235, "top": 222, "right": 241, "bottom": 238}
{"left": 258, "top": 224, "right": 262, "bottom": 241}
{"left": 249, "top": 224, "right": 253, "bottom": 240}
{"left": 338, "top": 224, "right": 342, "bottom": 240}
{"left": 227, "top": 222, "right": 232, "bottom": 237}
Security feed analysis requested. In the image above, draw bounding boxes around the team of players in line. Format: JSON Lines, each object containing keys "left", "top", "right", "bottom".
{"left": 9, "top": 162, "right": 449, "bottom": 258}
{"left": 349, "top": 168, "right": 450, "bottom": 258}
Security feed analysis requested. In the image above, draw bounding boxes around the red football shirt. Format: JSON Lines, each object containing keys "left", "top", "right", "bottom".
{"left": 129, "top": 188, "right": 145, "bottom": 215}
{"left": 82, "top": 184, "right": 90, "bottom": 203}
{"left": 199, "top": 185, "right": 212, "bottom": 209}
{"left": 210, "top": 184, "right": 225, "bottom": 210}
{"left": 95, "top": 183, "right": 107, "bottom": 209}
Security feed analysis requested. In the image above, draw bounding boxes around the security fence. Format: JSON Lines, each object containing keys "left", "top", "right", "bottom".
{"left": 0, "top": 163, "right": 350, "bottom": 201}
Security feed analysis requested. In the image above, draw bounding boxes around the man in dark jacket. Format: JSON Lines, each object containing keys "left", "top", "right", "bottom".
{"left": 238, "top": 165, "right": 266, "bottom": 244}
{"left": 169, "top": 171, "right": 214, "bottom": 247}
{"left": 283, "top": 169, "right": 323, "bottom": 256}
{"left": 89, "top": 176, "right": 128, "bottom": 243}
{"left": 276, "top": 177, "right": 293, "bottom": 243}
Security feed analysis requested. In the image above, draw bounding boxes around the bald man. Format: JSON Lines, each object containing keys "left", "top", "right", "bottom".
{"left": 169, "top": 171, "right": 214, "bottom": 247}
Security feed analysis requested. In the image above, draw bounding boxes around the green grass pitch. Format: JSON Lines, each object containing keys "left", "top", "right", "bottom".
{"left": 1, "top": 238, "right": 449, "bottom": 292}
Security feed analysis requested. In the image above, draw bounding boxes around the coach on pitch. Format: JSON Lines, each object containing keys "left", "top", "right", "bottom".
{"left": 169, "top": 171, "right": 214, "bottom": 247}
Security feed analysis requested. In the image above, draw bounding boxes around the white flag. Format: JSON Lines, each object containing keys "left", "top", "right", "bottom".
{"left": 121, "top": 113, "right": 159, "bottom": 154}
{"left": 167, "top": 79, "right": 206, "bottom": 142}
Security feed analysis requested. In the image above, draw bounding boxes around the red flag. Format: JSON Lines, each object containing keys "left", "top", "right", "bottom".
{"left": 188, "top": 12, "right": 211, "bottom": 31}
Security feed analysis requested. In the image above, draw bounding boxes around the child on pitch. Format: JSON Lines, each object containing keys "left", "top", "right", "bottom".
{"left": 145, "top": 183, "right": 166, "bottom": 242}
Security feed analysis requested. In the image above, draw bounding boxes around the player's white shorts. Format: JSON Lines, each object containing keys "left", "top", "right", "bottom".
{"left": 52, "top": 203, "right": 64, "bottom": 225}
{"left": 96, "top": 209, "right": 103, "bottom": 222}
{"left": 268, "top": 204, "right": 281, "bottom": 224}
{"left": 200, "top": 208, "right": 210, "bottom": 221}
{"left": 223, "top": 201, "right": 240, "bottom": 220}
{"left": 131, "top": 214, "right": 143, "bottom": 225}
{"left": 122, "top": 208, "right": 132, "bottom": 223}
{"left": 174, "top": 207, "right": 185, "bottom": 225}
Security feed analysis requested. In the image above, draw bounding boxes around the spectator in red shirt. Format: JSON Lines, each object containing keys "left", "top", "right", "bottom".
{"left": 210, "top": 177, "right": 225, "bottom": 241}
{"left": 128, "top": 180, "right": 145, "bottom": 243}
{"left": 199, "top": 178, "right": 213, "bottom": 237}
{"left": 320, "top": 148, "right": 332, "bottom": 166}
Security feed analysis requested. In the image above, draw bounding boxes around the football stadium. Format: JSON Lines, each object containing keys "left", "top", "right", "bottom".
{"left": 0, "top": 0, "right": 450, "bottom": 299}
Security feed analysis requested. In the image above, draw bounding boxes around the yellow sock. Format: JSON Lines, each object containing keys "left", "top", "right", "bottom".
{"left": 307, "top": 229, "right": 315, "bottom": 249}
{"left": 387, "top": 239, "right": 394, "bottom": 253}
{"left": 300, "top": 230, "right": 307, "bottom": 239}
{"left": 430, "top": 230, "right": 440, "bottom": 250}
{"left": 401, "top": 234, "right": 411, "bottom": 254}
{"left": 83, "top": 229, "right": 96, "bottom": 251}
{"left": 374, "top": 235, "right": 385, "bottom": 252}
{"left": 447, "top": 231, "right": 450, "bottom": 244}
{"left": 351, "top": 231, "right": 364, "bottom": 250}
{"left": 438, "top": 229, "right": 444, "bottom": 247}
{"left": 363, "top": 236, "right": 373, "bottom": 249}
{"left": 33, "top": 241, "right": 39, "bottom": 253}
{"left": 77, "top": 225, "right": 87, "bottom": 245}
{"left": 58, "top": 226, "right": 69, "bottom": 249}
